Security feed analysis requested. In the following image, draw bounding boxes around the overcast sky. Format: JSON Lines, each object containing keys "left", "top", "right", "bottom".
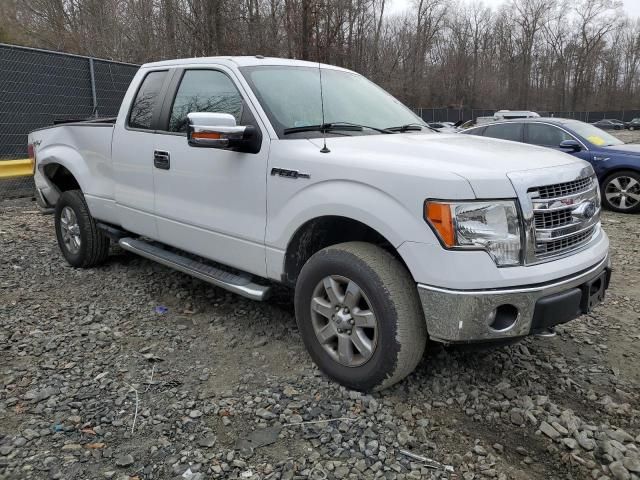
{"left": 388, "top": 0, "right": 640, "bottom": 18}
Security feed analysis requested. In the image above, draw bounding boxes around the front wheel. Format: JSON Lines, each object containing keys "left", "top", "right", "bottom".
{"left": 54, "top": 189, "right": 110, "bottom": 267}
{"left": 601, "top": 171, "right": 640, "bottom": 213}
{"left": 294, "top": 242, "right": 427, "bottom": 391}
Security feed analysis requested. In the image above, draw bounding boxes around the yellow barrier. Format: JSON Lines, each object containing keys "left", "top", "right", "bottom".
{"left": 0, "top": 159, "right": 34, "bottom": 179}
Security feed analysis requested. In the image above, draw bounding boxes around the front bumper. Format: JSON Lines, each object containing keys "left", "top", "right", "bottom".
{"left": 418, "top": 255, "right": 611, "bottom": 343}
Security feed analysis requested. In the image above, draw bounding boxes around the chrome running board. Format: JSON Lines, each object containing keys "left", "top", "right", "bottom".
{"left": 118, "top": 237, "right": 271, "bottom": 301}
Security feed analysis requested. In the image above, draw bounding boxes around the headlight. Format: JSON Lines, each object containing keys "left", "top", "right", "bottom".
{"left": 425, "top": 200, "right": 522, "bottom": 266}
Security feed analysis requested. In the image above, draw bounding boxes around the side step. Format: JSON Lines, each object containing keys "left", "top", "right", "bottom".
{"left": 118, "top": 237, "right": 271, "bottom": 301}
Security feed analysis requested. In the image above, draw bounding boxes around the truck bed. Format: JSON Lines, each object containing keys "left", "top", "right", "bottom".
{"left": 29, "top": 120, "right": 117, "bottom": 212}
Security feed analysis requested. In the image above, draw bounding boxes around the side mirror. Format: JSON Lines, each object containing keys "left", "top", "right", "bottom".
{"left": 559, "top": 139, "right": 582, "bottom": 152}
{"left": 187, "top": 112, "right": 260, "bottom": 153}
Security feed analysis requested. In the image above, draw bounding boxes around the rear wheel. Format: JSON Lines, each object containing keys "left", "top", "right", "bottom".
{"left": 601, "top": 171, "right": 640, "bottom": 213}
{"left": 294, "top": 242, "right": 427, "bottom": 391}
{"left": 54, "top": 190, "right": 110, "bottom": 267}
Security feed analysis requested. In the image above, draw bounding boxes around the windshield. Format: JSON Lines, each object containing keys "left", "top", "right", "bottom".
{"left": 240, "top": 66, "right": 428, "bottom": 138}
{"left": 568, "top": 122, "right": 624, "bottom": 147}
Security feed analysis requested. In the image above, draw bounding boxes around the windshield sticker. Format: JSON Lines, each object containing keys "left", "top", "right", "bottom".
{"left": 587, "top": 135, "right": 606, "bottom": 146}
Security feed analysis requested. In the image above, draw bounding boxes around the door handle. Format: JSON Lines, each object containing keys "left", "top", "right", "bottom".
{"left": 154, "top": 150, "right": 170, "bottom": 170}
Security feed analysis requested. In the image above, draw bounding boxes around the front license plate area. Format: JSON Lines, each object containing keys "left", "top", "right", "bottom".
{"left": 580, "top": 271, "right": 607, "bottom": 313}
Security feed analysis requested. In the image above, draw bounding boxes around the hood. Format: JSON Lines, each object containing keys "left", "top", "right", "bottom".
{"left": 308, "top": 133, "right": 584, "bottom": 198}
{"left": 603, "top": 143, "right": 640, "bottom": 156}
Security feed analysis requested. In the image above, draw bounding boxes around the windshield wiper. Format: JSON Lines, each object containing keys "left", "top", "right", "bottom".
{"left": 386, "top": 123, "right": 436, "bottom": 133}
{"left": 283, "top": 122, "right": 392, "bottom": 135}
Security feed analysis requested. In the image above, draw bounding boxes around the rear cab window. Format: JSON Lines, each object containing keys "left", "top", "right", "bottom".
{"left": 128, "top": 70, "right": 168, "bottom": 130}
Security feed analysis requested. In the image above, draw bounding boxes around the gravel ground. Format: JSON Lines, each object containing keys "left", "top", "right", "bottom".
{"left": 2, "top": 152, "right": 640, "bottom": 479}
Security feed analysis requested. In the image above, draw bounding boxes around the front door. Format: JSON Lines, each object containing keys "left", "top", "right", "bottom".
{"left": 152, "top": 67, "right": 269, "bottom": 277}
{"left": 525, "top": 123, "right": 593, "bottom": 163}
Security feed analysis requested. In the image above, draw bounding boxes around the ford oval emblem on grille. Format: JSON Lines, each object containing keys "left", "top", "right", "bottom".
{"left": 573, "top": 201, "right": 596, "bottom": 220}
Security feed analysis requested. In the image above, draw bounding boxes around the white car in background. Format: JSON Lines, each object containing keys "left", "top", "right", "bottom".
{"left": 494, "top": 110, "right": 540, "bottom": 121}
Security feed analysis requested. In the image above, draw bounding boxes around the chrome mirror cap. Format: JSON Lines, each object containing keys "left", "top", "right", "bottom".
{"left": 188, "top": 112, "right": 237, "bottom": 127}
{"left": 187, "top": 112, "right": 247, "bottom": 148}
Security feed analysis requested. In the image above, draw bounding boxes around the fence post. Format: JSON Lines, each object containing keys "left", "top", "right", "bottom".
{"left": 89, "top": 57, "right": 98, "bottom": 118}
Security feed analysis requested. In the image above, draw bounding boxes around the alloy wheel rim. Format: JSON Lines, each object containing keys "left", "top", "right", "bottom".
{"left": 310, "top": 275, "right": 378, "bottom": 367}
{"left": 60, "top": 206, "right": 81, "bottom": 254}
{"left": 605, "top": 176, "right": 640, "bottom": 210}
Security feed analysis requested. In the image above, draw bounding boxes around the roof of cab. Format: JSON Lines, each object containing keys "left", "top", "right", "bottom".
{"left": 141, "top": 56, "right": 351, "bottom": 72}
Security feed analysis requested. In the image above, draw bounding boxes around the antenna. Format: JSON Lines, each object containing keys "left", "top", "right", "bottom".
{"left": 318, "top": 59, "right": 330, "bottom": 153}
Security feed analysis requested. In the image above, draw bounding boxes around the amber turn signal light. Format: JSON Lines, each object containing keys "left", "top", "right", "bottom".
{"left": 191, "top": 131, "right": 222, "bottom": 140}
{"left": 425, "top": 201, "right": 455, "bottom": 247}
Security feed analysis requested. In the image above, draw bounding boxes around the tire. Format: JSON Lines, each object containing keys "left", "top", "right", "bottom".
{"left": 630, "top": 126, "right": 635, "bottom": 131}
{"left": 294, "top": 242, "right": 427, "bottom": 391}
{"left": 54, "top": 189, "right": 110, "bottom": 267}
{"left": 601, "top": 170, "right": 640, "bottom": 213}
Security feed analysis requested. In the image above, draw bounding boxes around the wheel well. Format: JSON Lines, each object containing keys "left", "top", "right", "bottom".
{"left": 282, "top": 216, "right": 409, "bottom": 286}
{"left": 44, "top": 164, "right": 80, "bottom": 193}
{"left": 601, "top": 168, "right": 640, "bottom": 183}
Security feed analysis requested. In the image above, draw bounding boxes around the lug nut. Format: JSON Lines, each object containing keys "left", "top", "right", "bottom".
{"left": 350, "top": 319, "right": 355, "bottom": 325}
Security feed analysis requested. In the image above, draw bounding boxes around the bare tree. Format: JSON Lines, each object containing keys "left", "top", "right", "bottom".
{"left": 3, "top": 0, "right": 639, "bottom": 111}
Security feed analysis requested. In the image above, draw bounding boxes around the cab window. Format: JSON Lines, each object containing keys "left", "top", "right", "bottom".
{"left": 168, "top": 70, "right": 243, "bottom": 133}
{"left": 483, "top": 123, "right": 523, "bottom": 142}
{"left": 128, "top": 70, "right": 167, "bottom": 130}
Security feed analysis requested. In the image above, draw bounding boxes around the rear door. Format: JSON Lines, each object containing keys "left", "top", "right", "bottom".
{"left": 151, "top": 66, "right": 270, "bottom": 276}
{"left": 113, "top": 69, "right": 172, "bottom": 238}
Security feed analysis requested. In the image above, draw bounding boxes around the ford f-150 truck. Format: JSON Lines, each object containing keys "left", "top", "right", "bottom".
{"left": 29, "top": 56, "right": 611, "bottom": 391}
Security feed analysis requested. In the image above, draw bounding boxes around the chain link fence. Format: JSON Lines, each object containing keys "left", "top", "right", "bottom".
{"left": 0, "top": 43, "right": 139, "bottom": 200}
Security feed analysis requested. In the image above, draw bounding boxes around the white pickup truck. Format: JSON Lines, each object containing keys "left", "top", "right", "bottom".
{"left": 30, "top": 56, "right": 611, "bottom": 391}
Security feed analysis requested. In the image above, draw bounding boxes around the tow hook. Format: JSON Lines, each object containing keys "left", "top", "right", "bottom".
{"left": 534, "top": 328, "right": 557, "bottom": 338}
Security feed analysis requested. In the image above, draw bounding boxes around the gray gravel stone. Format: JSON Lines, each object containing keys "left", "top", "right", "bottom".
{"left": 115, "top": 454, "right": 134, "bottom": 467}
{"left": 255, "top": 408, "right": 276, "bottom": 420}
{"left": 474, "top": 445, "right": 488, "bottom": 456}
{"left": 624, "top": 457, "right": 640, "bottom": 473}
{"left": 198, "top": 436, "right": 216, "bottom": 447}
{"left": 540, "top": 422, "right": 561, "bottom": 440}
{"left": 609, "top": 461, "right": 631, "bottom": 480}
{"left": 576, "top": 431, "right": 597, "bottom": 451}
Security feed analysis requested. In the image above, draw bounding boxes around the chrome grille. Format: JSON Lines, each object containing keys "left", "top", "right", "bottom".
{"left": 529, "top": 177, "right": 593, "bottom": 199}
{"left": 536, "top": 226, "right": 597, "bottom": 256}
{"left": 534, "top": 209, "right": 573, "bottom": 230}
{"left": 528, "top": 175, "right": 600, "bottom": 260}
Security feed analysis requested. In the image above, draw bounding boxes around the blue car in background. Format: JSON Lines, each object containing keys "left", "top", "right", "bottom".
{"left": 462, "top": 118, "right": 640, "bottom": 213}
